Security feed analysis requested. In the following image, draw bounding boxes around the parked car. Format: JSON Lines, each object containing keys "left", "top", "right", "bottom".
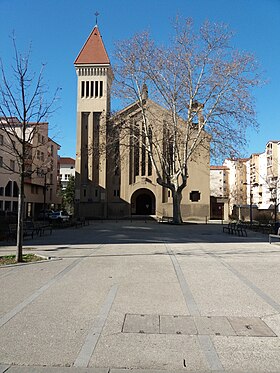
{"left": 49, "top": 210, "right": 70, "bottom": 222}
{"left": 38, "top": 210, "right": 54, "bottom": 220}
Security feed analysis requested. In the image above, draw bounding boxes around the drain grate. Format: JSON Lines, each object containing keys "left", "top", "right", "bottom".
{"left": 122, "top": 314, "right": 276, "bottom": 337}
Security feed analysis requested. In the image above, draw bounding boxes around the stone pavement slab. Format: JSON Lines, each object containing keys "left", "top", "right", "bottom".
{"left": 227, "top": 316, "right": 276, "bottom": 337}
{"left": 194, "top": 316, "right": 235, "bottom": 336}
{"left": 122, "top": 313, "right": 160, "bottom": 334}
{"left": 160, "top": 315, "right": 197, "bottom": 335}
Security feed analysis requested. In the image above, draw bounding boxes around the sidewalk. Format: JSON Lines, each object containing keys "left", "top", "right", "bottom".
{"left": 0, "top": 221, "right": 279, "bottom": 372}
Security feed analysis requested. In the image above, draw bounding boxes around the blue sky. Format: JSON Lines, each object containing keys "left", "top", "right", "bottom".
{"left": 0, "top": 0, "right": 279, "bottom": 161}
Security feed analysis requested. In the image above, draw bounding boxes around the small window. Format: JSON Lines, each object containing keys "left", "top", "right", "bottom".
{"left": 95, "top": 81, "right": 99, "bottom": 97}
{"left": 190, "top": 191, "right": 201, "bottom": 202}
{"left": 81, "top": 81, "right": 85, "bottom": 98}
{"left": 100, "top": 81, "right": 103, "bottom": 97}
{"left": 0, "top": 156, "right": 3, "bottom": 168}
{"left": 114, "top": 189, "right": 120, "bottom": 197}
{"left": 0, "top": 134, "right": 3, "bottom": 145}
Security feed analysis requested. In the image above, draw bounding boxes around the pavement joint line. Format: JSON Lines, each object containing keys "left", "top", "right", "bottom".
{"left": 206, "top": 250, "right": 280, "bottom": 314}
{"left": 165, "top": 243, "right": 224, "bottom": 372}
{"left": 0, "top": 259, "right": 79, "bottom": 328}
{"left": 0, "top": 244, "right": 105, "bottom": 329}
{"left": 74, "top": 284, "right": 118, "bottom": 368}
{"left": 166, "top": 246, "right": 200, "bottom": 316}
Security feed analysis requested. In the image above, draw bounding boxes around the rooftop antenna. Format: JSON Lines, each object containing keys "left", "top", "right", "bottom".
{"left": 95, "top": 11, "right": 99, "bottom": 26}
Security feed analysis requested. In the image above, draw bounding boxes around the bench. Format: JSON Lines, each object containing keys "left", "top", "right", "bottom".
{"left": 269, "top": 228, "right": 280, "bottom": 244}
{"left": 158, "top": 216, "right": 173, "bottom": 223}
{"left": 34, "top": 222, "right": 52, "bottom": 236}
{"left": 71, "top": 217, "right": 90, "bottom": 228}
{"left": 72, "top": 218, "right": 83, "bottom": 228}
{"left": 223, "top": 223, "right": 247, "bottom": 237}
{"left": 269, "top": 234, "right": 280, "bottom": 244}
{"left": 8, "top": 223, "right": 35, "bottom": 240}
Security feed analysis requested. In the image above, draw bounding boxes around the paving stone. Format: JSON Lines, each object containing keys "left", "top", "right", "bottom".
{"left": 194, "top": 316, "right": 236, "bottom": 336}
{"left": 122, "top": 313, "right": 160, "bottom": 334}
{"left": 227, "top": 317, "right": 276, "bottom": 337}
{"left": 160, "top": 315, "right": 197, "bottom": 335}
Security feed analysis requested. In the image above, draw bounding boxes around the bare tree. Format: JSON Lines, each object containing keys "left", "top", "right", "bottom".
{"left": 0, "top": 36, "right": 59, "bottom": 261}
{"left": 113, "top": 18, "right": 262, "bottom": 223}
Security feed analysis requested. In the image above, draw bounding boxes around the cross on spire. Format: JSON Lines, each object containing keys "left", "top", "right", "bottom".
{"left": 95, "top": 11, "right": 99, "bottom": 25}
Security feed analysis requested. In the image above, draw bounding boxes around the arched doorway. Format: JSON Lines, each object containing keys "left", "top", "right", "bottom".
{"left": 131, "top": 189, "right": 156, "bottom": 215}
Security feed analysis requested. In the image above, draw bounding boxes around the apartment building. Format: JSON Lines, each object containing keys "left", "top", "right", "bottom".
{"left": 0, "top": 118, "right": 61, "bottom": 218}
{"left": 210, "top": 165, "right": 229, "bottom": 220}
{"left": 223, "top": 158, "right": 248, "bottom": 218}
{"left": 59, "top": 157, "right": 75, "bottom": 190}
{"left": 215, "top": 140, "right": 280, "bottom": 220}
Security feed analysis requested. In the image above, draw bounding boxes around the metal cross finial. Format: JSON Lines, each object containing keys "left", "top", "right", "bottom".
{"left": 95, "top": 11, "right": 100, "bottom": 25}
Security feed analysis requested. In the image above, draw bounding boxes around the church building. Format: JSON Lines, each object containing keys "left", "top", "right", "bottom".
{"left": 74, "top": 25, "right": 210, "bottom": 220}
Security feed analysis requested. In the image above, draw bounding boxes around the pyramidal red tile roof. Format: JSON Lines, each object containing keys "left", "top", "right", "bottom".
{"left": 74, "top": 26, "right": 110, "bottom": 65}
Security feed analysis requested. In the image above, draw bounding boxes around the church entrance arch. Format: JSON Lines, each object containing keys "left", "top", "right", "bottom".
{"left": 131, "top": 189, "right": 156, "bottom": 215}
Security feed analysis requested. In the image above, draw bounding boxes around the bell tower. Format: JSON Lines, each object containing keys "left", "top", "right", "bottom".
{"left": 74, "top": 25, "right": 113, "bottom": 217}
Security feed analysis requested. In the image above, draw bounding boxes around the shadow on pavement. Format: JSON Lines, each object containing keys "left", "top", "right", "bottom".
{"left": 0, "top": 220, "right": 271, "bottom": 247}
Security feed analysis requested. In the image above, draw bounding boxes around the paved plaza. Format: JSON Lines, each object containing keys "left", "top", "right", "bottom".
{"left": 1, "top": 220, "right": 280, "bottom": 373}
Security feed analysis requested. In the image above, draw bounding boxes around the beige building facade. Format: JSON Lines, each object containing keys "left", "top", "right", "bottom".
{"left": 74, "top": 25, "right": 210, "bottom": 220}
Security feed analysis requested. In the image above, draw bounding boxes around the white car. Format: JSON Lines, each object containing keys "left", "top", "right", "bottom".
{"left": 49, "top": 211, "right": 70, "bottom": 222}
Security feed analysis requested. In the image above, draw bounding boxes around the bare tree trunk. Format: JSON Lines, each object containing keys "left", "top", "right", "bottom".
{"left": 172, "top": 189, "right": 183, "bottom": 224}
{"left": 157, "top": 178, "right": 184, "bottom": 224}
{"left": 16, "top": 172, "right": 24, "bottom": 262}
